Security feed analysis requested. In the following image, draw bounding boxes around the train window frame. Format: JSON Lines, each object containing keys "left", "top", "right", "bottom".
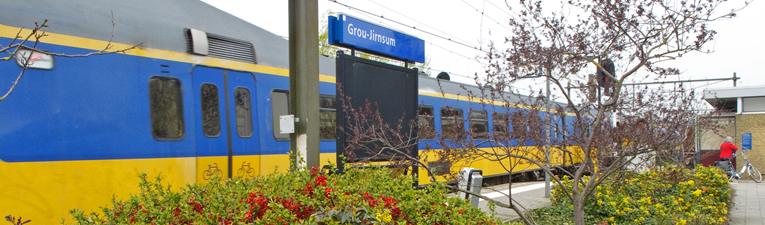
{"left": 200, "top": 83, "right": 222, "bottom": 137}
{"left": 417, "top": 105, "right": 436, "bottom": 140}
{"left": 440, "top": 107, "right": 465, "bottom": 140}
{"left": 319, "top": 94, "right": 337, "bottom": 140}
{"left": 492, "top": 112, "right": 510, "bottom": 138}
{"left": 271, "top": 90, "right": 290, "bottom": 141}
{"left": 469, "top": 109, "right": 489, "bottom": 139}
{"left": 234, "top": 87, "right": 253, "bottom": 138}
{"left": 148, "top": 76, "right": 185, "bottom": 141}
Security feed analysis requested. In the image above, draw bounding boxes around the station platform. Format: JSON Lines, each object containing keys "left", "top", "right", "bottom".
{"left": 474, "top": 181, "right": 551, "bottom": 223}
{"left": 730, "top": 179, "right": 765, "bottom": 224}
{"left": 473, "top": 179, "right": 765, "bottom": 224}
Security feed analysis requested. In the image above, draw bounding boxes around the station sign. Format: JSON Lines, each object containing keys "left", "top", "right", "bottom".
{"left": 328, "top": 14, "right": 425, "bottom": 63}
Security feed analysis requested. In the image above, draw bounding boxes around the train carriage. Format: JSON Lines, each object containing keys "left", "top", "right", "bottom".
{"left": 0, "top": 0, "right": 582, "bottom": 223}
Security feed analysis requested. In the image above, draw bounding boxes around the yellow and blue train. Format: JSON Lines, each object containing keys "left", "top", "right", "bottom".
{"left": 0, "top": 0, "right": 582, "bottom": 223}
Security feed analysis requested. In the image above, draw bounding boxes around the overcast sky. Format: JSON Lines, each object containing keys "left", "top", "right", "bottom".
{"left": 200, "top": 0, "right": 762, "bottom": 94}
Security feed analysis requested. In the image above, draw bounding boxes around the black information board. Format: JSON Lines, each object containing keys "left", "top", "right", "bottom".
{"left": 335, "top": 51, "right": 419, "bottom": 172}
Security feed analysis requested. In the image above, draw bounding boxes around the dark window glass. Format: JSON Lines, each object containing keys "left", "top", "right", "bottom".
{"left": 271, "top": 90, "right": 290, "bottom": 140}
{"left": 417, "top": 105, "right": 436, "bottom": 140}
{"left": 200, "top": 83, "right": 221, "bottom": 137}
{"left": 320, "top": 95, "right": 337, "bottom": 140}
{"left": 492, "top": 112, "right": 509, "bottom": 137}
{"left": 149, "top": 76, "right": 184, "bottom": 140}
{"left": 234, "top": 87, "right": 253, "bottom": 138}
{"left": 440, "top": 107, "right": 464, "bottom": 140}
{"left": 470, "top": 110, "right": 489, "bottom": 139}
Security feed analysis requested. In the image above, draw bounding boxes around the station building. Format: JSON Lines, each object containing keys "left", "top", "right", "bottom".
{"left": 702, "top": 85, "right": 765, "bottom": 177}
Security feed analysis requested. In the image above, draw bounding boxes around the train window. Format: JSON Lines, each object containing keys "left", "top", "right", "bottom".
{"left": 320, "top": 95, "right": 337, "bottom": 140}
{"left": 440, "top": 107, "right": 464, "bottom": 140}
{"left": 271, "top": 90, "right": 290, "bottom": 140}
{"left": 148, "top": 76, "right": 185, "bottom": 140}
{"left": 469, "top": 110, "right": 488, "bottom": 139}
{"left": 234, "top": 87, "right": 253, "bottom": 138}
{"left": 200, "top": 83, "right": 221, "bottom": 137}
{"left": 510, "top": 114, "right": 525, "bottom": 138}
{"left": 417, "top": 105, "right": 436, "bottom": 140}
{"left": 492, "top": 112, "right": 509, "bottom": 137}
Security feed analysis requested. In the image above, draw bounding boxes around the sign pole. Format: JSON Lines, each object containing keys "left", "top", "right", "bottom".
{"left": 289, "top": 0, "right": 320, "bottom": 170}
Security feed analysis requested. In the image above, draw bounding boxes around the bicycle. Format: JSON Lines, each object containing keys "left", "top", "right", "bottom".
{"left": 723, "top": 151, "right": 762, "bottom": 183}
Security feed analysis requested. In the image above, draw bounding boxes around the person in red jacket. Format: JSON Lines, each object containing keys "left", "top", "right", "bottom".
{"left": 720, "top": 136, "right": 740, "bottom": 179}
{"left": 720, "top": 136, "right": 738, "bottom": 160}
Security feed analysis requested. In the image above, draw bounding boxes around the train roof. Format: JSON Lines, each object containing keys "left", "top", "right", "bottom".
{"left": 0, "top": 0, "right": 335, "bottom": 75}
{"left": 1, "top": 0, "right": 571, "bottom": 111}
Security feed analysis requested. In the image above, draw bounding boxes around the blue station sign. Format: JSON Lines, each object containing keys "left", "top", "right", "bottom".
{"left": 328, "top": 14, "right": 425, "bottom": 63}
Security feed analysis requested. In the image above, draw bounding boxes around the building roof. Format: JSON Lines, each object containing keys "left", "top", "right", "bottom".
{"left": 704, "top": 85, "right": 765, "bottom": 110}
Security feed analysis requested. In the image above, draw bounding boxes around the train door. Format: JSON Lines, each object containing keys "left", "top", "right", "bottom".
{"left": 192, "top": 67, "right": 260, "bottom": 183}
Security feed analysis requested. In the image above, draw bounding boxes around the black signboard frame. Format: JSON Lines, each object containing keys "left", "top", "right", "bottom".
{"left": 335, "top": 51, "right": 419, "bottom": 181}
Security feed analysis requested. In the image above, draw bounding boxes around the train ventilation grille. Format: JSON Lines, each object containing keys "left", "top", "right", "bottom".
{"left": 206, "top": 33, "right": 256, "bottom": 63}
{"left": 186, "top": 29, "right": 257, "bottom": 64}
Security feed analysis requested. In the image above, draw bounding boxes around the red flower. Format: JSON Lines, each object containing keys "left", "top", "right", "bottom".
{"left": 311, "top": 167, "right": 319, "bottom": 176}
{"left": 325, "top": 187, "right": 334, "bottom": 196}
{"left": 315, "top": 175, "right": 328, "bottom": 187}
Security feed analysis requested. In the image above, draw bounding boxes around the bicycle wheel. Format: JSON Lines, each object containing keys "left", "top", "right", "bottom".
{"left": 748, "top": 165, "right": 762, "bottom": 183}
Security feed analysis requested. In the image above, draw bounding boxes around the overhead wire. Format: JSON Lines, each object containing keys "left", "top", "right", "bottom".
{"left": 427, "top": 42, "right": 483, "bottom": 63}
{"left": 457, "top": 0, "right": 513, "bottom": 32}
{"left": 485, "top": 0, "right": 515, "bottom": 17}
{"left": 327, "top": 0, "right": 490, "bottom": 53}
{"left": 341, "top": 1, "right": 487, "bottom": 75}
{"left": 326, "top": 0, "right": 533, "bottom": 92}
{"left": 361, "top": 0, "right": 478, "bottom": 48}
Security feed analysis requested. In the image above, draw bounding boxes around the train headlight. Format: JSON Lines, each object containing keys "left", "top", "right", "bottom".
{"left": 15, "top": 48, "right": 54, "bottom": 70}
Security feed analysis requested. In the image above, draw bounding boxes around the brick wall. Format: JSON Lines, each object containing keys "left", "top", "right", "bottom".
{"left": 735, "top": 114, "right": 765, "bottom": 178}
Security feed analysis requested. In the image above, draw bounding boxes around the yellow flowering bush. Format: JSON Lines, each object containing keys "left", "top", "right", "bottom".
{"left": 533, "top": 165, "right": 730, "bottom": 224}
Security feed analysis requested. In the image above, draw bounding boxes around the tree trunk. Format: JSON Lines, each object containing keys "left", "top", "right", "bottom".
{"left": 573, "top": 197, "right": 585, "bottom": 225}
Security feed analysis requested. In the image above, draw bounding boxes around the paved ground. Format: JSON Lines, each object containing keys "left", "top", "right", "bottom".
{"left": 474, "top": 181, "right": 551, "bottom": 223}
{"left": 729, "top": 179, "right": 765, "bottom": 225}
{"left": 472, "top": 179, "right": 765, "bottom": 224}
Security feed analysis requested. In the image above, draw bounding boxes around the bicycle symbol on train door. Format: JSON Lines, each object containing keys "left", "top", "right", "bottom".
{"left": 202, "top": 163, "right": 222, "bottom": 180}
{"left": 238, "top": 162, "right": 255, "bottom": 178}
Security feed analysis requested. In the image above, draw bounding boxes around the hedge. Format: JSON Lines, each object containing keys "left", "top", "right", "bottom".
{"left": 528, "top": 165, "right": 731, "bottom": 225}
{"left": 68, "top": 166, "right": 507, "bottom": 225}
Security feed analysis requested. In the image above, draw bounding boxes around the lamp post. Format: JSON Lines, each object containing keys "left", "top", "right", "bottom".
{"left": 544, "top": 65, "right": 551, "bottom": 198}
{"left": 521, "top": 65, "right": 552, "bottom": 198}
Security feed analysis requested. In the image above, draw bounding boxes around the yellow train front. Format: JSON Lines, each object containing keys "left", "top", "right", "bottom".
{"left": 0, "top": 0, "right": 582, "bottom": 223}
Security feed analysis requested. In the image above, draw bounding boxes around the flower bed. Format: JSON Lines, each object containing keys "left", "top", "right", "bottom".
{"left": 528, "top": 165, "right": 731, "bottom": 224}
{"left": 68, "top": 166, "right": 505, "bottom": 225}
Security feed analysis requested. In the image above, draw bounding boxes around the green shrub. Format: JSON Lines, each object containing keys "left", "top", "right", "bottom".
{"left": 529, "top": 165, "right": 730, "bottom": 225}
{"left": 68, "top": 166, "right": 506, "bottom": 225}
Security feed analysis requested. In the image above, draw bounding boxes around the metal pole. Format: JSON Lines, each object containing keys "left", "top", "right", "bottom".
{"left": 566, "top": 82, "right": 571, "bottom": 100}
{"left": 289, "top": 0, "right": 320, "bottom": 170}
{"left": 733, "top": 72, "right": 738, "bottom": 87}
{"left": 568, "top": 77, "right": 740, "bottom": 88}
{"left": 545, "top": 65, "right": 552, "bottom": 198}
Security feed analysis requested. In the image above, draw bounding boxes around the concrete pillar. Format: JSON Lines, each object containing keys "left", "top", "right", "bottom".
{"left": 289, "top": 0, "right": 320, "bottom": 170}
